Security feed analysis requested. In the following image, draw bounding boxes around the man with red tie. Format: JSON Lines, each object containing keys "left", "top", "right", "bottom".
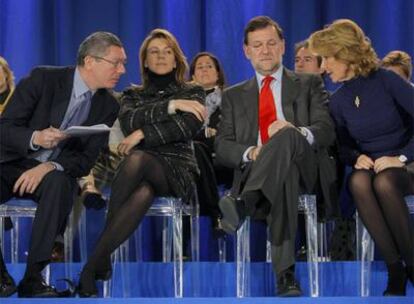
{"left": 215, "top": 16, "right": 336, "bottom": 297}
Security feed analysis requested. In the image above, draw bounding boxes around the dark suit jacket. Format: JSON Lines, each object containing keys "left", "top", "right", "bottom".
{"left": 0, "top": 66, "right": 119, "bottom": 178}
{"left": 216, "top": 68, "right": 339, "bottom": 219}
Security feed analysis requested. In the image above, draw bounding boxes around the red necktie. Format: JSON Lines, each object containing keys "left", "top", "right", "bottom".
{"left": 259, "top": 76, "right": 277, "bottom": 144}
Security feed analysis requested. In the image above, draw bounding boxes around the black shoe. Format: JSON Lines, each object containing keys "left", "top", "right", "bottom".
{"left": 276, "top": 269, "right": 302, "bottom": 297}
{"left": 17, "top": 275, "right": 58, "bottom": 298}
{"left": 95, "top": 257, "right": 112, "bottom": 281}
{"left": 383, "top": 262, "right": 407, "bottom": 296}
{"left": 0, "top": 270, "right": 17, "bottom": 297}
{"left": 77, "top": 268, "right": 98, "bottom": 298}
{"left": 218, "top": 195, "right": 246, "bottom": 234}
{"left": 81, "top": 184, "right": 106, "bottom": 210}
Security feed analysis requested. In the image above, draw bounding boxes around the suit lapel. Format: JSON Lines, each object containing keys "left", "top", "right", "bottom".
{"left": 50, "top": 68, "right": 75, "bottom": 128}
{"left": 241, "top": 78, "right": 259, "bottom": 139}
{"left": 281, "top": 68, "right": 300, "bottom": 124}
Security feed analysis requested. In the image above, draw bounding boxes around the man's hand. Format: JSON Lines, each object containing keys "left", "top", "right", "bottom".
{"left": 268, "top": 120, "right": 294, "bottom": 138}
{"left": 373, "top": 156, "right": 405, "bottom": 173}
{"left": 354, "top": 154, "right": 374, "bottom": 170}
{"left": 33, "top": 127, "right": 67, "bottom": 149}
{"left": 248, "top": 146, "right": 262, "bottom": 161}
{"left": 117, "top": 129, "right": 144, "bottom": 156}
{"left": 13, "top": 162, "right": 56, "bottom": 196}
{"left": 170, "top": 99, "right": 206, "bottom": 122}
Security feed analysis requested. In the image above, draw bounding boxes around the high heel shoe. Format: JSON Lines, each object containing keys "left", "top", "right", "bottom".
{"left": 77, "top": 269, "right": 98, "bottom": 298}
{"left": 383, "top": 262, "right": 407, "bottom": 296}
{"left": 95, "top": 256, "right": 112, "bottom": 281}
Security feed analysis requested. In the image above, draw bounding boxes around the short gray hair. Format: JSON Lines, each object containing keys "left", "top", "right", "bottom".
{"left": 77, "top": 31, "right": 123, "bottom": 66}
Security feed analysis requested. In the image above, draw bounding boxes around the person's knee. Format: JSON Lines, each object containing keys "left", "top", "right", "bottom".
{"left": 348, "top": 169, "right": 370, "bottom": 194}
{"left": 42, "top": 170, "right": 74, "bottom": 193}
{"left": 373, "top": 169, "right": 396, "bottom": 194}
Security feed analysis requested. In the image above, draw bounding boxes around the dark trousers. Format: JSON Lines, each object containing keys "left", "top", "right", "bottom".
{"left": 242, "top": 128, "right": 317, "bottom": 274}
{"left": 0, "top": 158, "right": 76, "bottom": 266}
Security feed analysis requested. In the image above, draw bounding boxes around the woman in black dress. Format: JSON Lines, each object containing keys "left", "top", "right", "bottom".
{"left": 78, "top": 29, "right": 205, "bottom": 297}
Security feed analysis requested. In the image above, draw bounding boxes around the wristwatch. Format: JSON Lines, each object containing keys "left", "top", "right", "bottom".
{"left": 398, "top": 155, "right": 408, "bottom": 164}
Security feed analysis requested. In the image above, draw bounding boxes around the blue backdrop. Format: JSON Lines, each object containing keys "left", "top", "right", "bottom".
{"left": 1, "top": 0, "right": 413, "bottom": 90}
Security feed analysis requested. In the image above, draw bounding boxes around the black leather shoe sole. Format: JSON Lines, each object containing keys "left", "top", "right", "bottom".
{"left": 218, "top": 195, "right": 245, "bottom": 234}
{"left": 17, "top": 288, "right": 58, "bottom": 298}
{"left": 277, "top": 286, "right": 302, "bottom": 297}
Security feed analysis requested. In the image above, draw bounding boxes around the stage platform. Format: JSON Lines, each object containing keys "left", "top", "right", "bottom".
{"left": 2, "top": 261, "right": 413, "bottom": 303}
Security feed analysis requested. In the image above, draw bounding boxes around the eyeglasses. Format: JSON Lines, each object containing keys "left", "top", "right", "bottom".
{"left": 93, "top": 56, "right": 127, "bottom": 68}
{"left": 147, "top": 48, "right": 174, "bottom": 57}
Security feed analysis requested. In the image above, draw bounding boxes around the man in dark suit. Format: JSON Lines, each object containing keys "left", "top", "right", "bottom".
{"left": 0, "top": 31, "right": 125, "bottom": 297}
{"left": 216, "top": 16, "right": 336, "bottom": 296}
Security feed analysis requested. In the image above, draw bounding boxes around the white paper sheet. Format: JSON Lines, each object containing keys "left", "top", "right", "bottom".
{"left": 64, "top": 124, "right": 111, "bottom": 136}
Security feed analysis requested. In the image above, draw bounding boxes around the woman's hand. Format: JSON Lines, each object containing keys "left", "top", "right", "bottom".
{"left": 117, "top": 129, "right": 144, "bottom": 156}
{"left": 169, "top": 99, "right": 206, "bottom": 122}
{"left": 354, "top": 154, "right": 374, "bottom": 170}
{"left": 374, "top": 156, "right": 405, "bottom": 173}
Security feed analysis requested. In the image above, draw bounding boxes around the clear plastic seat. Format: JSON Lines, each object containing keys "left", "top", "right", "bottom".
{"left": 103, "top": 193, "right": 200, "bottom": 298}
{"left": 356, "top": 195, "right": 414, "bottom": 297}
{"left": 236, "top": 194, "right": 319, "bottom": 297}
{"left": 0, "top": 198, "right": 86, "bottom": 281}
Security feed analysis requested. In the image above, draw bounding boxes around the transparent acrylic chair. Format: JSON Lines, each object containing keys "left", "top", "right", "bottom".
{"left": 103, "top": 191, "right": 200, "bottom": 298}
{"left": 0, "top": 197, "right": 86, "bottom": 281}
{"left": 236, "top": 194, "right": 319, "bottom": 297}
{"left": 356, "top": 195, "right": 414, "bottom": 297}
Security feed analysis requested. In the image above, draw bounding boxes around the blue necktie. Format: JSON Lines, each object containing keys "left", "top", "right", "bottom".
{"left": 61, "top": 91, "right": 92, "bottom": 130}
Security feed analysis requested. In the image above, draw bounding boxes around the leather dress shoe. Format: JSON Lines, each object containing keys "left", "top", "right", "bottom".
{"left": 78, "top": 269, "right": 98, "bottom": 298}
{"left": 218, "top": 195, "right": 246, "bottom": 234}
{"left": 276, "top": 269, "right": 302, "bottom": 297}
{"left": 81, "top": 184, "right": 106, "bottom": 210}
{"left": 0, "top": 270, "right": 17, "bottom": 297}
{"left": 17, "top": 275, "right": 58, "bottom": 298}
{"left": 95, "top": 257, "right": 112, "bottom": 281}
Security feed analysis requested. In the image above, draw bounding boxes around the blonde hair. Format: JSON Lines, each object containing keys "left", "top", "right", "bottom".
{"left": 0, "top": 56, "right": 15, "bottom": 91}
{"left": 308, "top": 19, "right": 379, "bottom": 77}
{"left": 139, "top": 28, "right": 188, "bottom": 88}
{"left": 381, "top": 50, "right": 412, "bottom": 80}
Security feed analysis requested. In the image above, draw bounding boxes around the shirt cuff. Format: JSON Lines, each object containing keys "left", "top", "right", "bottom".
{"left": 299, "top": 127, "right": 315, "bottom": 145}
{"left": 242, "top": 146, "right": 256, "bottom": 163}
{"left": 50, "top": 161, "right": 64, "bottom": 171}
{"left": 30, "top": 131, "right": 40, "bottom": 151}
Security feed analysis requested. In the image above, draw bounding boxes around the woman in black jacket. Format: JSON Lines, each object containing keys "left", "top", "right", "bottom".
{"left": 78, "top": 29, "right": 205, "bottom": 297}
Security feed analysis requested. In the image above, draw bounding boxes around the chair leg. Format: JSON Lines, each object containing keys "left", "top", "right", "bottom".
{"left": 218, "top": 237, "right": 227, "bottom": 262}
{"left": 172, "top": 203, "right": 183, "bottom": 298}
{"left": 163, "top": 217, "right": 172, "bottom": 262}
{"left": 236, "top": 217, "right": 250, "bottom": 298}
{"left": 356, "top": 212, "right": 374, "bottom": 297}
{"left": 11, "top": 216, "right": 18, "bottom": 263}
{"left": 302, "top": 195, "right": 319, "bottom": 297}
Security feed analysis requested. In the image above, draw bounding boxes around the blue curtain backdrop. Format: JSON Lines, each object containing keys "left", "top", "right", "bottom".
{"left": 1, "top": 0, "right": 413, "bottom": 90}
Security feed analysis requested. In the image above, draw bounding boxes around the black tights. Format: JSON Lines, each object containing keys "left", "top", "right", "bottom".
{"left": 86, "top": 150, "right": 170, "bottom": 270}
{"left": 349, "top": 168, "right": 414, "bottom": 267}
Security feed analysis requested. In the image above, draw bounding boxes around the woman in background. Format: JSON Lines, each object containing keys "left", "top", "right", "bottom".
{"left": 78, "top": 28, "right": 205, "bottom": 297}
{"left": 309, "top": 19, "right": 414, "bottom": 296}
{"left": 189, "top": 52, "right": 231, "bottom": 234}
{"left": 0, "top": 56, "right": 15, "bottom": 114}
